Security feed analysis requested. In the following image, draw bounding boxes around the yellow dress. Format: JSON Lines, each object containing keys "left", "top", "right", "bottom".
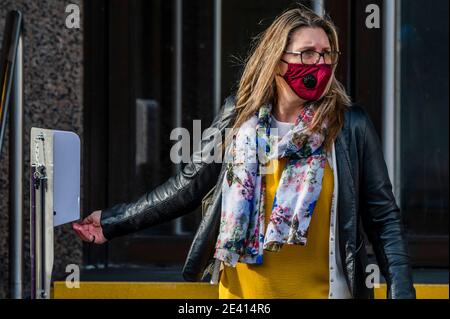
{"left": 218, "top": 157, "right": 333, "bottom": 298}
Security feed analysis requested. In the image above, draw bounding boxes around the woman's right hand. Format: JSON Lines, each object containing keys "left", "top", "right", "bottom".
{"left": 72, "top": 210, "right": 108, "bottom": 244}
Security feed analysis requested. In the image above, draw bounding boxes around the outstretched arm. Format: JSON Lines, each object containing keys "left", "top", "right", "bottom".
{"left": 73, "top": 96, "right": 236, "bottom": 242}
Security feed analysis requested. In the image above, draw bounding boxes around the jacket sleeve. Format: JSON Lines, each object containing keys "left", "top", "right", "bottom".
{"left": 359, "top": 110, "right": 416, "bottom": 299}
{"left": 100, "top": 95, "right": 236, "bottom": 240}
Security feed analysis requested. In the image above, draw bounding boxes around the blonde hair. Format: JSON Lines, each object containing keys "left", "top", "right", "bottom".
{"left": 226, "top": 4, "right": 351, "bottom": 153}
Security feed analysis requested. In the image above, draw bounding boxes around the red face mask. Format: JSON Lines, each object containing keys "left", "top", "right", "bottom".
{"left": 281, "top": 59, "right": 332, "bottom": 101}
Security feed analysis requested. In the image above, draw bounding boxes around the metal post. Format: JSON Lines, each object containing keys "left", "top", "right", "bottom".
{"left": 394, "top": 0, "right": 402, "bottom": 205}
{"left": 10, "top": 34, "right": 23, "bottom": 299}
{"left": 174, "top": 0, "right": 182, "bottom": 133}
{"left": 312, "top": 0, "right": 325, "bottom": 17}
{"left": 213, "top": 0, "right": 222, "bottom": 116}
{"left": 382, "top": 0, "right": 399, "bottom": 195}
{"left": 173, "top": 0, "right": 189, "bottom": 235}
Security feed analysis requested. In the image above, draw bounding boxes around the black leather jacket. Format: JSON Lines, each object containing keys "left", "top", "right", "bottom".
{"left": 100, "top": 95, "right": 416, "bottom": 299}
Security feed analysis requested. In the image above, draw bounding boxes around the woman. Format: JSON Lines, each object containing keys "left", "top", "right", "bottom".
{"left": 73, "top": 6, "right": 416, "bottom": 299}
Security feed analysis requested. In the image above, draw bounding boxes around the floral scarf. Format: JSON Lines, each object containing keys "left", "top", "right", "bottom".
{"left": 213, "top": 102, "right": 328, "bottom": 267}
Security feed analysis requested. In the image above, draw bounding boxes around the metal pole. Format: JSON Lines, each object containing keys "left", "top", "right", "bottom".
{"left": 213, "top": 0, "right": 222, "bottom": 116}
{"left": 382, "top": 0, "right": 397, "bottom": 193}
{"left": 174, "top": 0, "right": 182, "bottom": 132}
{"left": 312, "top": 0, "right": 325, "bottom": 17}
{"left": 10, "top": 34, "right": 23, "bottom": 299}
{"left": 173, "top": 0, "right": 188, "bottom": 235}
{"left": 393, "top": 0, "right": 402, "bottom": 205}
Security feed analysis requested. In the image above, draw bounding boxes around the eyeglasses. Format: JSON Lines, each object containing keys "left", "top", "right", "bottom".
{"left": 284, "top": 50, "right": 341, "bottom": 65}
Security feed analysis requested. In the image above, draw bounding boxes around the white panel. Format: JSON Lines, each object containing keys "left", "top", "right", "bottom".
{"left": 53, "top": 130, "right": 80, "bottom": 226}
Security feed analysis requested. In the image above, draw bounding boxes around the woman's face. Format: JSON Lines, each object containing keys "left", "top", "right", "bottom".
{"left": 276, "top": 27, "right": 332, "bottom": 106}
